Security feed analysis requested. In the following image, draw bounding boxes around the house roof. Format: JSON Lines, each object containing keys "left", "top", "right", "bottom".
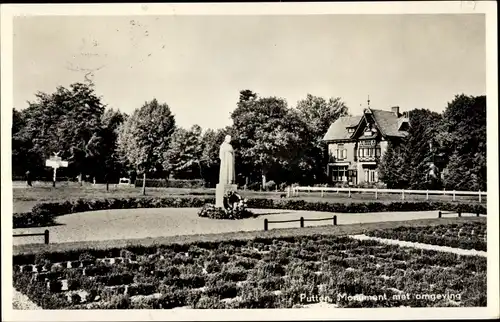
{"left": 323, "top": 116, "right": 362, "bottom": 141}
{"left": 322, "top": 108, "right": 408, "bottom": 142}
{"left": 371, "top": 109, "right": 408, "bottom": 138}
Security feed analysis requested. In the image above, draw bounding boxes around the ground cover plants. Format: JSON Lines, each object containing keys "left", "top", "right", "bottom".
{"left": 13, "top": 233, "right": 486, "bottom": 309}
{"left": 366, "top": 221, "right": 487, "bottom": 251}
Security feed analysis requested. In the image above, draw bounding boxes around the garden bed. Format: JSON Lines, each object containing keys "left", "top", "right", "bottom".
{"left": 366, "top": 221, "right": 487, "bottom": 251}
{"left": 13, "top": 233, "right": 486, "bottom": 309}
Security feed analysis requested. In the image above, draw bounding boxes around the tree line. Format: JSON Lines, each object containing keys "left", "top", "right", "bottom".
{"left": 378, "top": 94, "right": 486, "bottom": 191}
{"left": 11, "top": 82, "right": 486, "bottom": 191}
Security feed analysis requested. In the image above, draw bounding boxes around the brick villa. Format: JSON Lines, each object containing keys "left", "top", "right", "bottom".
{"left": 322, "top": 105, "right": 410, "bottom": 185}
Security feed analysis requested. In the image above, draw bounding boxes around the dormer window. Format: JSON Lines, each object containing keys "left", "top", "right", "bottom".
{"left": 347, "top": 127, "right": 355, "bottom": 133}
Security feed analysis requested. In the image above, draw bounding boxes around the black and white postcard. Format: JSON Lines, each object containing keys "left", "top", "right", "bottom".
{"left": 1, "top": 2, "right": 498, "bottom": 321}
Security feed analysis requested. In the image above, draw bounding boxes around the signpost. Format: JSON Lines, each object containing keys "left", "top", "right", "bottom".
{"left": 45, "top": 154, "right": 68, "bottom": 187}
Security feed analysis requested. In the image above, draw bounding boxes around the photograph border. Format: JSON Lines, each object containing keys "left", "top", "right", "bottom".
{"left": 1, "top": 1, "right": 498, "bottom": 320}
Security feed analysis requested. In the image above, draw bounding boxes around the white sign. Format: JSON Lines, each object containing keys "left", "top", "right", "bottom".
{"left": 45, "top": 159, "right": 68, "bottom": 169}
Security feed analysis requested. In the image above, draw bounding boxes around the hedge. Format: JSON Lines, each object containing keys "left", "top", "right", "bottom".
{"left": 134, "top": 179, "right": 205, "bottom": 188}
{"left": 13, "top": 197, "right": 486, "bottom": 229}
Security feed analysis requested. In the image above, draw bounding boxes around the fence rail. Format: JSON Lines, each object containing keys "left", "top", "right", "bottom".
{"left": 13, "top": 229, "right": 49, "bottom": 244}
{"left": 289, "top": 186, "right": 486, "bottom": 202}
{"left": 264, "top": 216, "right": 337, "bottom": 231}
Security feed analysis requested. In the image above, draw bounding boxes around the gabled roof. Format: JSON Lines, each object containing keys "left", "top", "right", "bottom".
{"left": 371, "top": 109, "right": 408, "bottom": 138}
{"left": 323, "top": 116, "right": 362, "bottom": 141}
{"left": 322, "top": 108, "right": 408, "bottom": 142}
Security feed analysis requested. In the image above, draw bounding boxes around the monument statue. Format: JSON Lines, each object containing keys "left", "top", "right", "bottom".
{"left": 216, "top": 135, "right": 237, "bottom": 208}
{"left": 219, "top": 135, "right": 236, "bottom": 185}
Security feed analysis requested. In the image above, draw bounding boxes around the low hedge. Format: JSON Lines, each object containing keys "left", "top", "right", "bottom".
{"left": 134, "top": 179, "right": 205, "bottom": 188}
{"left": 13, "top": 197, "right": 486, "bottom": 229}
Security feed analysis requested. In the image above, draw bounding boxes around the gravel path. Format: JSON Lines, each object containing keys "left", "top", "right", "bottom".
{"left": 13, "top": 208, "right": 478, "bottom": 245}
{"left": 349, "top": 234, "right": 487, "bottom": 257}
{"left": 12, "top": 289, "right": 42, "bottom": 310}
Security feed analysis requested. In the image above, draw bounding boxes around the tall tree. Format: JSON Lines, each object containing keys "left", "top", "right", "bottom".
{"left": 163, "top": 125, "right": 204, "bottom": 179}
{"left": 117, "top": 99, "right": 176, "bottom": 195}
{"left": 295, "top": 94, "right": 349, "bottom": 182}
{"left": 438, "top": 94, "right": 486, "bottom": 191}
{"left": 199, "top": 127, "right": 232, "bottom": 187}
{"left": 231, "top": 91, "right": 310, "bottom": 187}
{"left": 378, "top": 109, "right": 442, "bottom": 189}
{"left": 378, "top": 141, "right": 408, "bottom": 189}
{"left": 13, "top": 82, "right": 105, "bottom": 180}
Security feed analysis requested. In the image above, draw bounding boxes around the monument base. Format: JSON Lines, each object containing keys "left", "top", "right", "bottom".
{"left": 215, "top": 183, "right": 238, "bottom": 208}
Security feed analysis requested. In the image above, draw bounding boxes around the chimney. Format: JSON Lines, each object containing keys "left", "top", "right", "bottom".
{"left": 391, "top": 106, "right": 400, "bottom": 117}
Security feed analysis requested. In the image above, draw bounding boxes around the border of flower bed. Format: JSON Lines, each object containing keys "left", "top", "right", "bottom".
{"left": 13, "top": 196, "right": 487, "bottom": 229}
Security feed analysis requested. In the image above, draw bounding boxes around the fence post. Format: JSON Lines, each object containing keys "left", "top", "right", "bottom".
{"left": 479, "top": 190, "right": 481, "bottom": 203}
{"left": 300, "top": 217, "right": 304, "bottom": 228}
{"left": 402, "top": 189, "right": 405, "bottom": 200}
{"left": 452, "top": 190, "right": 456, "bottom": 202}
{"left": 348, "top": 188, "right": 351, "bottom": 198}
{"left": 426, "top": 189, "right": 429, "bottom": 201}
{"left": 375, "top": 187, "right": 378, "bottom": 200}
{"left": 333, "top": 215, "right": 337, "bottom": 226}
{"left": 264, "top": 219, "right": 268, "bottom": 231}
{"left": 321, "top": 189, "right": 324, "bottom": 198}
{"left": 438, "top": 211, "right": 442, "bottom": 218}
{"left": 44, "top": 229, "right": 49, "bottom": 245}
{"left": 458, "top": 211, "right": 461, "bottom": 217}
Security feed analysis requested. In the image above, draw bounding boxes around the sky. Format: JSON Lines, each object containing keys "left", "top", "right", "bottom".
{"left": 13, "top": 14, "right": 486, "bottom": 130}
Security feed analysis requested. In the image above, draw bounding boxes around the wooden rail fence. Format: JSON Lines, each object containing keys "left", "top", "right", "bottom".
{"left": 264, "top": 215, "right": 337, "bottom": 231}
{"left": 13, "top": 229, "right": 49, "bottom": 244}
{"left": 288, "top": 186, "right": 486, "bottom": 202}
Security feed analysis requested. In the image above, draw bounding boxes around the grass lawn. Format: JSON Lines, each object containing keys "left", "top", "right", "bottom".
{"left": 12, "top": 182, "right": 486, "bottom": 213}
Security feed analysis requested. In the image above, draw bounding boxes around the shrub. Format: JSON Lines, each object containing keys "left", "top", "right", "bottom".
{"left": 264, "top": 180, "right": 277, "bottom": 191}
{"left": 134, "top": 178, "right": 205, "bottom": 188}
{"left": 107, "top": 294, "right": 131, "bottom": 309}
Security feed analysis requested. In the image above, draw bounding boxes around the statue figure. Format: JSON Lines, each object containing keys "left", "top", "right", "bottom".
{"left": 219, "top": 135, "right": 236, "bottom": 185}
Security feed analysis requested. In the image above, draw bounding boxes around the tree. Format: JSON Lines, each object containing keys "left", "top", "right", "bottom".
{"left": 117, "top": 99, "right": 176, "bottom": 195}
{"left": 199, "top": 127, "right": 232, "bottom": 187}
{"left": 438, "top": 94, "right": 486, "bottom": 191}
{"left": 295, "top": 94, "right": 349, "bottom": 182}
{"left": 378, "top": 109, "right": 442, "bottom": 189}
{"left": 163, "top": 125, "right": 204, "bottom": 179}
{"left": 231, "top": 91, "right": 310, "bottom": 187}
{"left": 13, "top": 83, "right": 106, "bottom": 181}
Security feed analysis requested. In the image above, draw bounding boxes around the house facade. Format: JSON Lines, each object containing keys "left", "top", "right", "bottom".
{"left": 322, "top": 106, "right": 409, "bottom": 185}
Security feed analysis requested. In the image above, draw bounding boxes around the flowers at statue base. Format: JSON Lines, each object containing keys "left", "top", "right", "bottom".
{"left": 198, "top": 191, "right": 255, "bottom": 220}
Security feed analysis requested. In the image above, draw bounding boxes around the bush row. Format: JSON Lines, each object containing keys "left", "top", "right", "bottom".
{"left": 13, "top": 197, "right": 486, "bottom": 229}
{"left": 134, "top": 179, "right": 205, "bottom": 188}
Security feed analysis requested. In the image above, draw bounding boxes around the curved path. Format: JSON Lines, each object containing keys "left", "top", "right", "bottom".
{"left": 12, "top": 208, "right": 478, "bottom": 245}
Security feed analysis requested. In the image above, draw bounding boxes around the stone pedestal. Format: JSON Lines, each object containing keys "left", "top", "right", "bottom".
{"left": 216, "top": 184, "right": 238, "bottom": 208}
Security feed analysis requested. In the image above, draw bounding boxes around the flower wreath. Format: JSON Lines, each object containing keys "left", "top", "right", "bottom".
{"left": 223, "top": 190, "right": 247, "bottom": 210}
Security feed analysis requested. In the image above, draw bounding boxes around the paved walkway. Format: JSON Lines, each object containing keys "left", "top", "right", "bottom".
{"left": 12, "top": 208, "right": 478, "bottom": 245}
{"left": 349, "top": 234, "right": 487, "bottom": 257}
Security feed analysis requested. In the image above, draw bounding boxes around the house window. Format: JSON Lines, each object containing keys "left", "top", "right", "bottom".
{"left": 331, "top": 166, "right": 348, "bottom": 182}
{"left": 347, "top": 128, "right": 355, "bottom": 133}
{"left": 336, "top": 144, "right": 347, "bottom": 160}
